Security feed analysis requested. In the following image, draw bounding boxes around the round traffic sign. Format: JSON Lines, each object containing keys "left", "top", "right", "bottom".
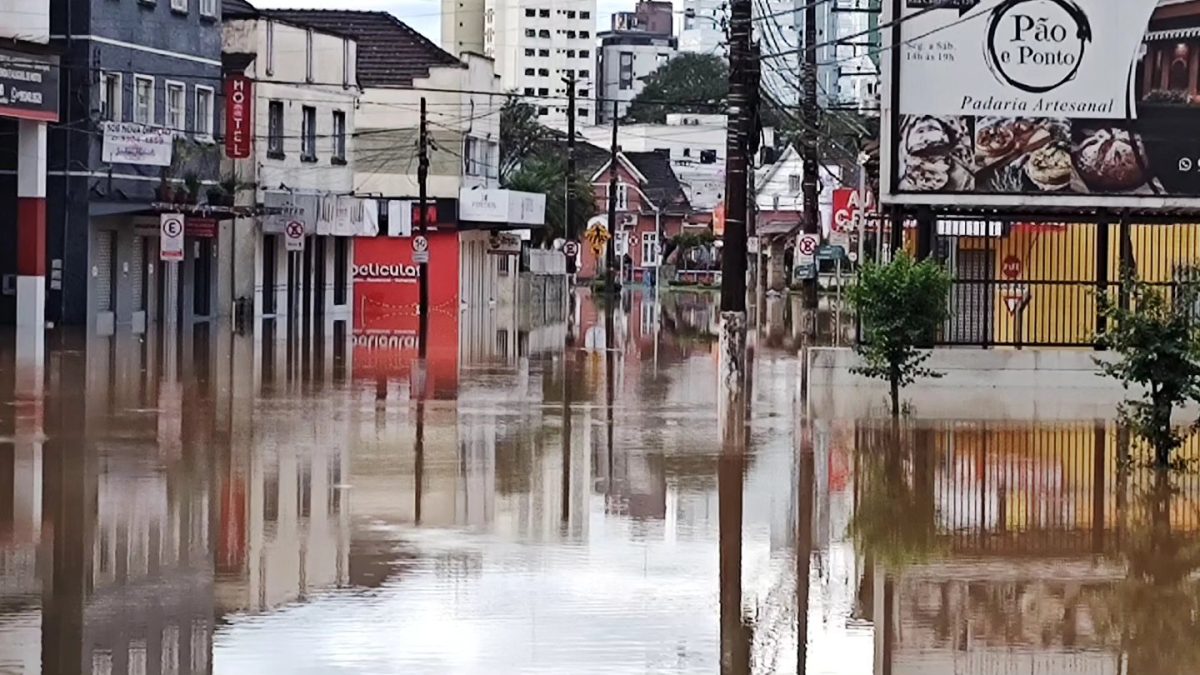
{"left": 798, "top": 234, "right": 818, "bottom": 256}
{"left": 161, "top": 216, "right": 183, "bottom": 238}
{"left": 563, "top": 241, "right": 580, "bottom": 257}
{"left": 1002, "top": 255, "right": 1022, "bottom": 279}
{"left": 285, "top": 220, "right": 305, "bottom": 239}
{"left": 412, "top": 235, "right": 429, "bottom": 253}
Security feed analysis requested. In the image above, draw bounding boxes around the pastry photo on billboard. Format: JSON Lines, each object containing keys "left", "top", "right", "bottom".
{"left": 884, "top": 0, "right": 1200, "bottom": 207}
{"left": 897, "top": 115, "right": 975, "bottom": 192}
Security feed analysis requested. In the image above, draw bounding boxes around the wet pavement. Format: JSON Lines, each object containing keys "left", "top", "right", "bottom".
{"left": 0, "top": 290, "right": 1197, "bottom": 674}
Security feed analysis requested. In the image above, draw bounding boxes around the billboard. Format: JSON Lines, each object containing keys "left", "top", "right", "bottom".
{"left": 882, "top": 0, "right": 1200, "bottom": 210}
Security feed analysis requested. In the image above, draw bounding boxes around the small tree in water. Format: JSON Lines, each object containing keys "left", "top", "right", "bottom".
{"left": 848, "top": 251, "right": 952, "bottom": 417}
{"left": 1098, "top": 276, "right": 1200, "bottom": 468}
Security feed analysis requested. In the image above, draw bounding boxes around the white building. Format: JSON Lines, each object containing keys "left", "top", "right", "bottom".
{"left": 221, "top": 3, "right": 361, "bottom": 331}
{"left": 580, "top": 113, "right": 773, "bottom": 212}
{"left": 597, "top": 4, "right": 677, "bottom": 124}
{"left": 678, "top": 0, "right": 726, "bottom": 57}
{"left": 445, "top": 0, "right": 599, "bottom": 126}
{"left": 754, "top": 145, "right": 840, "bottom": 233}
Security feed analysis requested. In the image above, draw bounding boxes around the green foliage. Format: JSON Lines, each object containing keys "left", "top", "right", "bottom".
{"left": 503, "top": 154, "right": 595, "bottom": 247}
{"left": 671, "top": 231, "right": 715, "bottom": 252}
{"left": 625, "top": 53, "right": 728, "bottom": 123}
{"left": 1097, "top": 275, "right": 1200, "bottom": 468}
{"left": 500, "top": 96, "right": 549, "bottom": 181}
{"left": 848, "top": 252, "right": 952, "bottom": 416}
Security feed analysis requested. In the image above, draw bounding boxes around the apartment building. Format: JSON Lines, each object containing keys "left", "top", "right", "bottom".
{"left": 597, "top": 1, "right": 677, "bottom": 124}
{"left": 446, "top": 0, "right": 598, "bottom": 125}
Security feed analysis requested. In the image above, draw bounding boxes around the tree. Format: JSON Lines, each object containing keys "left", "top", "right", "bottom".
{"left": 1097, "top": 275, "right": 1200, "bottom": 468}
{"left": 625, "top": 53, "right": 728, "bottom": 123}
{"left": 847, "top": 251, "right": 952, "bottom": 417}
{"left": 500, "top": 97, "right": 549, "bottom": 181}
{"left": 503, "top": 155, "right": 595, "bottom": 248}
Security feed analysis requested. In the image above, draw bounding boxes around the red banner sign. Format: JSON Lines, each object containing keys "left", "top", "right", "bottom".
{"left": 832, "top": 188, "right": 875, "bottom": 233}
{"left": 224, "top": 76, "right": 253, "bottom": 159}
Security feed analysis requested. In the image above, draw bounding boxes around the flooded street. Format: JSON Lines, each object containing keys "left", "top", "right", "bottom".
{"left": 0, "top": 290, "right": 1196, "bottom": 674}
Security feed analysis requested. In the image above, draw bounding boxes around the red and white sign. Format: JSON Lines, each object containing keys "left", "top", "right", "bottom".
{"left": 831, "top": 188, "right": 874, "bottom": 233}
{"left": 224, "top": 75, "right": 253, "bottom": 159}
{"left": 160, "top": 213, "right": 184, "bottom": 262}
{"left": 1001, "top": 283, "right": 1031, "bottom": 316}
{"left": 186, "top": 217, "right": 217, "bottom": 239}
{"left": 285, "top": 220, "right": 305, "bottom": 251}
{"left": 1001, "top": 255, "right": 1022, "bottom": 280}
{"left": 797, "top": 233, "right": 819, "bottom": 257}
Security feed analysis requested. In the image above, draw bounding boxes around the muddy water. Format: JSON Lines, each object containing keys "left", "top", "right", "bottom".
{"left": 0, "top": 291, "right": 1194, "bottom": 674}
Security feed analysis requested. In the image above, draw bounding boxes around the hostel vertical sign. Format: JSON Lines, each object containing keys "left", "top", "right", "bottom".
{"left": 224, "top": 75, "right": 253, "bottom": 159}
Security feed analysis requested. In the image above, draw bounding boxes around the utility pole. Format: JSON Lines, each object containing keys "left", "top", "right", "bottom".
{"left": 565, "top": 76, "right": 578, "bottom": 274}
{"left": 606, "top": 100, "right": 619, "bottom": 295}
{"left": 800, "top": 0, "right": 820, "bottom": 309}
{"left": 561, "top": 76, "right": 577, "bottom": 527}
{"left": 417, "top": 97, "right": 430, "bottom": 360}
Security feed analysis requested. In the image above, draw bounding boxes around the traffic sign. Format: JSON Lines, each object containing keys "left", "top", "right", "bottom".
{"left": 1002, "top": 255, "right": 1022, "bottom": 279}
{"left": 413, "top": 250, "right": 429, "bottom": 264}
{"left": 563, "top": 241, "right": 580, "bottom": 257}
{"left": 796, "top": 233, "right": 819, "bottom": 265}
{"left": 1001, "top": 283, "right": 1031, "bottom": 315}
{"left": 285, "top": 220, "right": 305, "bottom": 251}
{"left": 793, "top": 262, "right": 817, "bottom": 281}
{"left": 160, "top": 213, "right": 184, "bottom": 262}
{"left": 412, "top": 235, "right": 429, "bottom": 253}
{"left": 817, "top": 244, "right": 846, "bottom": 261}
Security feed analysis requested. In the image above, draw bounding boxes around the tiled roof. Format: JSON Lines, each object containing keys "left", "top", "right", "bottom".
{"left": 263, "top": 10, "right": 463, "bottom": 88}
{"left": 222, "top": 0, "right": 258, "bottom": 18}
{"left": 623, "top": 151, "right": 691, "bottom": 213}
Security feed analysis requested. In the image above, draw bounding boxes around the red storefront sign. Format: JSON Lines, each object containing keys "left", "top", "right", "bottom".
{"left": 224, "top": 76, "right": 253, "bottom": 159}
{"left": 187, "top": 217, "right": 217, "bottom": 238}
{"left": 353, "top": 233, "right": 461, "bottom": 398}
{"left": 832, "top": 188, "right": 874, "bottom": 233}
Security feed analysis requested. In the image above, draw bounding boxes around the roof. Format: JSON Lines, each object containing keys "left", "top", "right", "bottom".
{"left": 262, "top": 10, "right": 463, "bottom": 87}
{"left": 624, "top": 151, "right": 691, "bottom": 213}
{"left": 222, "top": 0, "right": 258, "bottom": 18}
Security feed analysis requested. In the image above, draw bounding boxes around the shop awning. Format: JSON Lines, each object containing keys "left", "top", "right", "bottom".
{"left": 1145, "top": 27, "right": 1200, "bottom": 42}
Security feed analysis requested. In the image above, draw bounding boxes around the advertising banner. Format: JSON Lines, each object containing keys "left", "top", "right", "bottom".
{"left": 0, "top": 49, "right": 59, "bottom": 122}
{"left": 102, "top": 122, "right": 174, "bottom": 167}
{"left": 458, "top": 188, "right": 547, "bottom": 226}
{"left": 224, "top": 75, "right": 253, "bottom": 159}
{"left": 884, "top": 0, "right": 1200, "bottom": 210}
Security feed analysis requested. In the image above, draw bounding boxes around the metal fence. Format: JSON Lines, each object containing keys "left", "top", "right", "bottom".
{"left": 870, "top": 218, "right": 1200, "bottom": 348}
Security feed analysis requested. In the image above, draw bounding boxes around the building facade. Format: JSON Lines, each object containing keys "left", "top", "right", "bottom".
{"left": 43, "top": 0, "right": 225, "bottom": 337}
{"left": 444, "top": 0, "right": 598, "bottom": 125}
{"left": 221, "top": 1, "right": 361, "bottom": 335}
{"left": 597, "top": 1, "right": 677, "bottom": 124}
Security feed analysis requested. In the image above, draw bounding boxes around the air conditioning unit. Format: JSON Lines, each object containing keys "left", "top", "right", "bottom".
{"left": 620, "top": 213, "right": 637, "bottom": 227}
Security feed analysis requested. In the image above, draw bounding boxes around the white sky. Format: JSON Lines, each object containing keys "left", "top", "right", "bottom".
{"left": 257, "top": 0, "right": 642, "bottom": 47}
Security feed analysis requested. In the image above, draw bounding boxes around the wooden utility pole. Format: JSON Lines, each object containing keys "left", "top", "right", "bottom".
{"left": 565, "top": 76, "right": 578, "bottom": 274}
{"left": 606, "top": 100, "right": 619, "bottom": 295}
{"left": 417, "top": 97, "right": 430, "bottom": 359}
{"left": 800, "top": 0, "right": 820, "bottom": 309}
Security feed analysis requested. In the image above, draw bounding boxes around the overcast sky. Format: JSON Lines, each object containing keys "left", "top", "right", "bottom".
{"left": 257, "top": 0, "right": 641, "bottom": 47}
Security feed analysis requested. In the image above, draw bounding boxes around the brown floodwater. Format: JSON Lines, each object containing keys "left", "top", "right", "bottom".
{"left": 0, "top": 290, "right": 1195, "bottom": 674}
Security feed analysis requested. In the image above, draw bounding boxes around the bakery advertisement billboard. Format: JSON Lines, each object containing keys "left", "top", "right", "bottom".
{"left": 883, "top": 0, "right": 1200, "bottom": 210}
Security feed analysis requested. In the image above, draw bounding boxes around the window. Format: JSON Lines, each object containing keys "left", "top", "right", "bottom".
{"left": 165, "top": 81, "right": 185, "bottom": 132}
{"left": 564, "top": 69, "right": 575, "bottom": 78}
{"left": 301, "top": 106, "right": 316, "bottom": 160}
{"left": 266, "top": 20, "right": 275, "bottom": 76}
{"left": 195, "top": 85, "right": 214, "bottom": 138}
{"left": 615, "top": 182, "right": 629, "bottom": 210}
{"left": 524, "top": 67, "right": 535, "bottom": 76}
{"left": 538, "top": 68, "right": 549, "bottom": 76}
{"left": 537, "top": 106, "right": 549, "bottom": 116}
{"left": 170, "top": 0, "right": 187, "bottom": 12}
{"left": 539, "top": 29, "right": 550, "bottom": 38}
{"left": 268, "top": 100, "right": 284, "bottom": 157}
{"left": 580, "top": 49, "right": 590, "bottom": 58}
{"left": 642, "top": 231, "right": 659, "bottom": 267}
{"left": 200, "top": 0, "right": 216, "bottom": 17}
{"left": 683, "top": 147, "right": 692, "bottom": 157}
{"left": 525, "top": 28, "right": 536, "bottom": 38}
{"left": 100, "top": 72, "right": 121, "bottom": 122}
{"left": 537, "top": 87, "right": 548, "bottom": 96}
{"left": 524, "top": 87, "right": 535, "bottom": 96}
{"left": 578, "top": 107, "right": 589, "bottom": 118}
{"left": 580, "top": 69, "right": 590, "bottom": 78}
{"left": 567, "top": 49, "right": 575, "bottom": 58}
{"left": 581, "top": 31, "right": 590, "bottom": 38}
{"left": 539, "top": 8, "right": 549, "bottom": 17}
{"left": 619, "top": 52, "right": 634, "bottom": 90}
{"left": 525, "top": 8, "right": 535, "bottom": 16}
{"left": 538, "top": 48, "right": 549, "bottom": 57}
{"left": 700, "top": 149, "right": 717, "bottom": 164}
{"left": 305, "top": 28, "right": 314, "bottom": 83}
{"left": 567, "top": 10, "right": 576, "bottom": 18}
{"left": 524, "top": 48, "right": 535, "bottom": 57}
{"left": 788, "top": 173, "right": 801, "bottom": 192}
{"left": 133, "top": 76, "right": 154, "bottom": 125}
{"left": 581, "top": 10, "right": 590, "bottom": 19}
{"left": 343, "top": 38, "right": 352, "bottom": 87}
{"left": 332, "top": 110, "right": 346, "bottom": 163}
{"left": 567, "top": 30, "right": 576, "bottom": 39}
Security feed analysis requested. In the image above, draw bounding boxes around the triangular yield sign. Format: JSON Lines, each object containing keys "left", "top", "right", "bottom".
{"left": 1004, "top": 295, "right": 1023, "bottom": 315}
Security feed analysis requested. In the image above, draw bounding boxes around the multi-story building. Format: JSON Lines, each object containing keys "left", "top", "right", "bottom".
{"left": 445, "top": 0, "right": 598, "bottom": 125}
{"left": 43, "top": 0, "right": 225, "bottom": 337}
{"left": 221, "top": 0, "right": 361, "bottom": 334}
{"left": 0, "top": 0, "right": 54, "bottom": 362}
{"left": 597, "top": 1, "right": 677, "bottom": 124}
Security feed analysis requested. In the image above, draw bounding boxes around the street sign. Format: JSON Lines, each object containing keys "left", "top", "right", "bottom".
{"left": 829, "top": 230, "right": 850, "bottom": 251}
{"left": 793, "top": 262, "right": 817, "bottom": 281}
{"left": 285, "top": 220, "right": 305, "bottom": 252}
{"left": 160, "top": 213, "right": 184, "bottom": 261}
{"left": 413, "top": 250, "right": 429, "bottom": 264}
{"left": 1002, "top": 255, "right": 1022, "bottom": 280}
{"left": 796, "top": 233, "right": 819, "bottom": 265}
{"left": 412, "top": 235, "right": 429, "bottom": 253}
{"left": 563, "top": 241, "right": 580, "bottom": 257}
{"left": 747, "top": 236, "right": 760, "bottom": 255}
{"left": 585, "top": 220, "right": 610, "bottom": 256}
{"left": 1001, "top": 283, "right": 1031, "bottom": 315}
{"left": 817, "top": 244, "right": 846, "bottom": 261}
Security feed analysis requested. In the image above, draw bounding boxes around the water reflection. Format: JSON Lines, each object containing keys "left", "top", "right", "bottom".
{"left": 0, "top": 294, "right": 1196, "bottom": 673}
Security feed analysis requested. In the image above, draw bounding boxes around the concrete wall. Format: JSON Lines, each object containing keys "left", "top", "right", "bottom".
{"left": 805, "top": 347, "right": 1200, "bottom": 421}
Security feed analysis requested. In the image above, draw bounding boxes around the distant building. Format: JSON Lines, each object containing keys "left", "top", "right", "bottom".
{"left": 445, "top": 0, "right": 599, "bottom": 126}
{"left": 597, "top": 1, "right": 677, "bottom": 124}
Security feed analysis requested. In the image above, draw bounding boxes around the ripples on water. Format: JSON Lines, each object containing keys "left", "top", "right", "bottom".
{"left": 0, "top": 291, "right": 1195, "bottom": 674}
